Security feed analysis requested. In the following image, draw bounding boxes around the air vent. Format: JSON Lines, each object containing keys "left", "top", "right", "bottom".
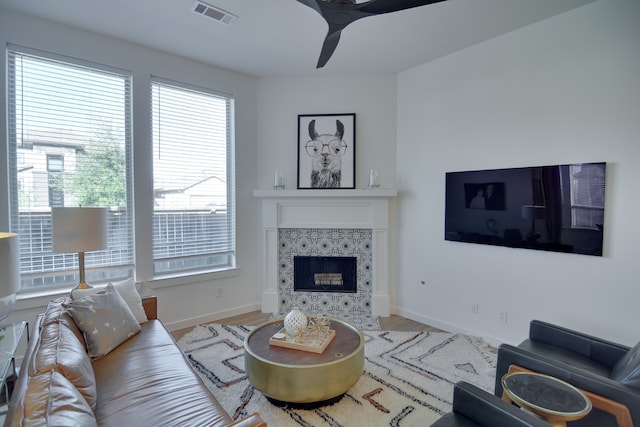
{"left": 192, "top": 1, "right": 237, "bottom": 25}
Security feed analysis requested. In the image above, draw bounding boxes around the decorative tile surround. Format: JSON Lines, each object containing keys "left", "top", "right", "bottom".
{"left": 278, "top": 228, "right": 373, "bottom": 322}
{"left": 254, "top": 189, "right": 397, "bottom": 325}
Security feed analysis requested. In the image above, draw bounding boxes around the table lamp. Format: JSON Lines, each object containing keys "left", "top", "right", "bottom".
{"left": 521, "top": 205, "right": 546, "bottom": 241}
{"left": 52, "top": 207, "right": 108, "bottom": 290}
{"left": 0, "top": 232, "right": 21, "bottom": 322}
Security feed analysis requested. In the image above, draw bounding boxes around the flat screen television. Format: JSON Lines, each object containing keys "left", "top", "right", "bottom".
{"left": 445, "top": 162, "right": 606, "bottom": 256}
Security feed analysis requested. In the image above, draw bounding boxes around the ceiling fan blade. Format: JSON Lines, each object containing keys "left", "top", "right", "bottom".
{"left": 317, "top": 30, "right": 342, "bottom": 68}
{"left": 359, "top": 0, "right": 448, "bottom": 15}
{"left": 296, "top": 0, "right": 450, "bottom": 68}
{"left": 295, "top": 0, "right": 322, "bottom": 16}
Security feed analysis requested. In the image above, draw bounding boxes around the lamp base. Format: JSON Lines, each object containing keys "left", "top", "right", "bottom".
{"left": 73, "top": 281, "right": 93, "bottom": 291}
{"left": 74, "top": 251, "right": 94, "bottom": 291}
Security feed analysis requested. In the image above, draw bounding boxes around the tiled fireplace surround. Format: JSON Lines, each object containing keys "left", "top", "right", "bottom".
{"left": 255, "top": 189, "right": 396, "bottom": 327}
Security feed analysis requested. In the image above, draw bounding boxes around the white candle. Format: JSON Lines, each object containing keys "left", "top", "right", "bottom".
{"left": 369, "top": 169, "right": 379, "bottom": 188}
{"left": 274, "top": 170, "right": 284, "bottom": 189}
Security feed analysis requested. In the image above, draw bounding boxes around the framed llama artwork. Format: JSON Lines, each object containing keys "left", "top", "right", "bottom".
{"left": 297, "top": 113, "right": 356, "bottom": 189}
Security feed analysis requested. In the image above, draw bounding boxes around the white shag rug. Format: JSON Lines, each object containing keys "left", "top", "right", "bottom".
{"left": 178, "top": 324, "right": 497, "bottom": 427}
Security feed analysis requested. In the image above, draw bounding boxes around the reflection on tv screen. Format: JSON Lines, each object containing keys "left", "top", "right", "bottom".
{"left": 445, "top": 163, "right": 606, "bottom": 256}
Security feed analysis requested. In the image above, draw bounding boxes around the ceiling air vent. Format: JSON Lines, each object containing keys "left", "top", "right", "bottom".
{"left": 192, "top": 1, "right": 237, "bottom": 25}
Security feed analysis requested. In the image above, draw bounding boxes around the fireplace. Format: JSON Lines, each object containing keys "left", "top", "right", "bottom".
{"left": 294, "top": 256, "right": 357, "bottom": 293}
{"left": 254, "top": 189, "right": 396, "bottom": 317}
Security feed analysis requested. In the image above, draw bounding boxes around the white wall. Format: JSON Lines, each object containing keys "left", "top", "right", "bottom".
{"left": 396, "top": 0, "right": 640, "bottom": 346}
{"left": 255, "top": 75, "right": 398, "bottom": 192}
{"left": 0, "top": 9, "right": 262, "bottom": 330}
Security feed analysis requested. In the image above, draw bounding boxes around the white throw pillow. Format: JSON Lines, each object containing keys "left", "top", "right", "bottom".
{"left": 64, "top": 284, "right": 141, "bottom": 359}
{"left": 71, "top": 278, "right": 148, "bottom": 324}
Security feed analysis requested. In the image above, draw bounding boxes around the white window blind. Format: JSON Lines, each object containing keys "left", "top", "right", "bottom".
{"left": 7, "top": 48, "right": 134, "bottom": 290}
{"left": 151, "top": 79, "right": 235, "bottom": 275}
{"left": 569, "top": 163, "right": 606, "bottom": 229}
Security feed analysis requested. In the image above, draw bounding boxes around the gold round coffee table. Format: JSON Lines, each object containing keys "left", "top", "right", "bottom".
{"left": 244, "top": 317, "right": 364, "bottom": 408}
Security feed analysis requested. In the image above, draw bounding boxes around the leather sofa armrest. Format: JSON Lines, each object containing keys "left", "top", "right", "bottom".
{"left": 452, "top": 381, "right": 551, "bottom": 426}
{"left": 142, "top": 295, "right": 157, "bottom": 320}
{"left": 227, "top": 412, "right": 267, "bottom": 427}
{"left": 529, "top": 320, "right": 629, "bottom": 366}
{"left": 495, "top": 344, "right": 640, "bottom": 424}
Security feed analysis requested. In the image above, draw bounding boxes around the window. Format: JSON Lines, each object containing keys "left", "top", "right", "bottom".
{"left": 568, "top": 163, "right": 605, "bottom": 230}
{"left": 7, "top": 48, "right": 133, "bottom": 291}
{"left": 46, "top": 154, "right": 64, "bottom": 207}
{"left": 151, "top": 79, "right": 235, "bottom": 275}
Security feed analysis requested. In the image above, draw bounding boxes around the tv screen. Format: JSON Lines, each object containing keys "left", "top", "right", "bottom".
{"left": 445, "top": 162, "right": 606, "bottom": 256}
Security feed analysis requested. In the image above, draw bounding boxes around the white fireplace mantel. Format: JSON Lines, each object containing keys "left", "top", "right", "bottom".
{"left": 254, "top": 189, "right": 397, "bottom": 317}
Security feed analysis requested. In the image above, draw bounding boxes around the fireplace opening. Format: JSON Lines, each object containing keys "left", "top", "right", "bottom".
{"left": 294, "top": 256, "right": 357, "bottom": 293}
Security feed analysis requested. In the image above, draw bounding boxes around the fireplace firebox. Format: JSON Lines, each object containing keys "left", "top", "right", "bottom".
{"left": 294, "top": 256, "right": 357, "bottom": 293}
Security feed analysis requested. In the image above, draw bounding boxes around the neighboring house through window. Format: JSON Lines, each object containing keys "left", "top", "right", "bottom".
{"left": 151, "top": 79, "right": 236, "bottom": 276}
{"left": 7, "top": 47, "right": 134, "bottom": 290}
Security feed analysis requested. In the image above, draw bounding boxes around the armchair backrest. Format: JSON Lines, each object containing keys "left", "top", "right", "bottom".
{"left": 610, "top": 342, "right": 640, "bottom": 389}
{"left": 529, "top": 320, "right": 629, "bottom": 367}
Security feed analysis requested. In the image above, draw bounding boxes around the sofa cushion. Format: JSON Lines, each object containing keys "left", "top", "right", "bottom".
{"left": 610, "top": 341, "right": 640, "bottom": 389}
{"left": 91, "top": 320, "right": 233, "bottom": 427}
{"left": 40, "top": 296, "right": 87, "bottom": 347}
{"left": 64, "top": 284, "right": 141, "bottom": 359}
{"left": 7, "top": 370, "right": 97, "bottom": 427}
{"left": 71, "top": 278, "right": 148, "bottom": 324}
{"left": 34, "top": 320, "right": 97, "bottom": 410}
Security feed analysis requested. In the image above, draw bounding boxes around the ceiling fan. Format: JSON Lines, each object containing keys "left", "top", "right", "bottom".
{"left": 296, "top": 0, "right": 449, "bottom": 68}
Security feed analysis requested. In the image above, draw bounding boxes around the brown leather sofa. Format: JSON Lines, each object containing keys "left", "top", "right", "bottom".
{"left": 5, "top": 295, "right": 266, "bottom": 427}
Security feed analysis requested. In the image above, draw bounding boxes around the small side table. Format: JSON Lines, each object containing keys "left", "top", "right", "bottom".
{"left": 0, "top": 321, "right": 29, "bottom": 411}
{"left": 501, "top": 371, "right": 592, "bottom": 427}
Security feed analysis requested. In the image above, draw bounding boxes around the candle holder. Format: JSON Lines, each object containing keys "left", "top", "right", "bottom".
{"left": 274, "top": 170, "right": 285, "bottom": 189}
{"left": 368, "top": 169, "right": 380, "bottom": 189}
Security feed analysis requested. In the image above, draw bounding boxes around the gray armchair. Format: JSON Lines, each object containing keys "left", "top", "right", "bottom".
{"left": 495, "top": 320, "right": 640, "bottom": 427}
{"left": 431, "top": 381, "right": 551, "bottom": 427}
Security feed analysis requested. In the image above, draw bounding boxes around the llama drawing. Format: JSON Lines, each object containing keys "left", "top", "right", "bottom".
{"left": 305, "top": 119, "right": 347, "bottom": 188}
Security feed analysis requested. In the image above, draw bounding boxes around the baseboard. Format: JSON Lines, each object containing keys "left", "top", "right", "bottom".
{"left": 164, "top": 303, "right": 262, "bottom": 331}
{"left": 394, "top": 307, "right": 503, "bottom": 348}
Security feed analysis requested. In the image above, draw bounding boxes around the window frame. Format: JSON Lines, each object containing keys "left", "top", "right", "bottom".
{"left": 3, "top": 46, "right": 238, "bottom": 297}
{"left": 150, "top": 77, "right": 237, "bottom": 279}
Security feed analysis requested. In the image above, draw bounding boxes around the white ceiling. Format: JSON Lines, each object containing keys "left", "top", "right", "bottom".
{"left": 0, "top": 0, "right": 598, "bottom": 77}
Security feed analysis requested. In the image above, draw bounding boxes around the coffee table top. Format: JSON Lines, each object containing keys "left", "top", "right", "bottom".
{"left": 245, "top": 317, "right": 362, "bottom": 366}
{"left": 502, "top": 372, "right": 591, "bottom": 419}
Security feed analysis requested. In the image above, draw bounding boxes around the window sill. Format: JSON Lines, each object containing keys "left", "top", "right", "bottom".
{"left": 16, "top": 288, "right": 72, "bottom": 310}
{"left": 146, "top": 267, "right": 241, "bottom": 289}
{"left": 15, "top": 268, "right": 240, "bottom": 308}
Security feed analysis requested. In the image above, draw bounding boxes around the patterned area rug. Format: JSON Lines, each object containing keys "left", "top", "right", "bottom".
{"left": 177, "top": 324, "right": 497, "bottom": 427}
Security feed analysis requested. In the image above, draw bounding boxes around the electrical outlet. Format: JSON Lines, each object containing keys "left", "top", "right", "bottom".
{"left": 471, "top": 303, "right": 479, "bottom": 314}
{"left": 216, "top": 287, "right": 223, "bottom": 298}
{"left": 497, "top": 310, "right": 508, "bottom": 323}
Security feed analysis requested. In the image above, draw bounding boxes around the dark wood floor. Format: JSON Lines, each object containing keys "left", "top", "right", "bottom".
{"left": 171, "top": 311, "right": 441, "bottom": 341}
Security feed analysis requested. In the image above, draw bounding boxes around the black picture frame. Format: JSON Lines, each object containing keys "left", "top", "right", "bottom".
{"left": 297, "top": 113, "right": 356, "bottom": 189}
{"left": 463, "top": 182, "right": 506, "bottom": 210}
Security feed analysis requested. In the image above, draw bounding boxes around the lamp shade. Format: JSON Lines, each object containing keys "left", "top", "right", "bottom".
{"left": 521, "top": 205, "right": 546, "bottom": 220}
{"left": 52, "top": 207, "right": 108, "bottom": 253}
{"left": 0, "top": 233, "right": 20, "bottom": 298}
